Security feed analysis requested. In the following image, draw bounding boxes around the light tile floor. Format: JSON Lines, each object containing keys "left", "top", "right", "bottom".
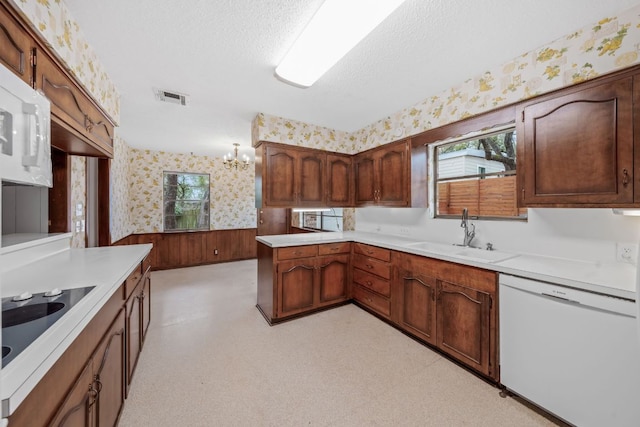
{"left": 119, "top": 260, "right": 564, "bottom": 427}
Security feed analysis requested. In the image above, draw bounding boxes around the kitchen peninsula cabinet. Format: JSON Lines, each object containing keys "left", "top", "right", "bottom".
{"left": 257, "top": 242, "right": 350, "bottom": 324}
{"left": 351, "top": 243, "right": 393, "bottom": 319}
{"left": 354, "top": 140, "right": 410, "bottom": 207}
{"left": 393, "top": 252, "right": 498, "bottom": 380}
{"left": 517, "top": 70, "right": 636, "bottom": 207}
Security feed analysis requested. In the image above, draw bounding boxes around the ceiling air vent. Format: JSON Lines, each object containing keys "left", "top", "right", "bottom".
{"left": 153, "top": 88, "right": 188, "bottom": 106}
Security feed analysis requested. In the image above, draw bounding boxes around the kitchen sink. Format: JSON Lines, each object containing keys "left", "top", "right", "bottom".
{"left": 452, "top": 248, "right": 518, "bottom": 263}
{"left": 404, "top": 241, "right": 460, "bottom": 254}
{"left": 405, "top": 241, "right": 517, "bottom": 263}
{"left": 2, "top": 346, "right": 10, "bottom": 358}
{"left": 2, "top": 302, "right": 66, "bottom": 327}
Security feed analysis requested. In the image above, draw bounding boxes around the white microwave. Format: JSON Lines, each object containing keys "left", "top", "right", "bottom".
{"left": 0, "top": 64, "right": 52, "bottom": 187}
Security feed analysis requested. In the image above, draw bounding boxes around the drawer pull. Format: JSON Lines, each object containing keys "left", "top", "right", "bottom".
{"left": 294, "top": 250, "right": 302, "bottom": 255}
{"left": 366, "top": 297, "right": 373, "bottom": 303}
{"left": 366, "top": 250, "right": 374, "bottom": 254}
{"left": 366, "top": 264, "right": 374, "bottom": 269}
{"left": 330, "top": 247, "right": 339, "bottom": 251}
{"left": 366, "top": 281, "right": 372, "bottom": 286}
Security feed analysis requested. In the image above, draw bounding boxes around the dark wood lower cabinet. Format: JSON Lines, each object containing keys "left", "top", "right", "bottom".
{"left": 49, "top": 308, "right": 125, "bottom": 427}
{"left": 8, "top": 255, "right": 150, "bottom": 427}
{"left": 394, "top": 252, "right": 498, "bottom": 381}
{"left": 48, "top": 362, "right": 94, "bottom": 427}
{"left": 94, "top": 309, "right": 126, "bottom": 427}
{"left": 278, "top": 259, "right": 316, "bottom": 317}
{"left": 398, "top": 271, "right": 437, "bottom": 346}
{"left": 437, "top": 280, "right": 492, "bottom": 376}
{"left": 257, "top": 243, "right": 351, "bottom": 324}
{"left": 257, "top": 244, "right": 498, "bottom": 381}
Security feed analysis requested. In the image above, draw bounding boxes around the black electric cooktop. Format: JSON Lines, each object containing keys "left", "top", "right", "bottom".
{"left": 2, "top": 286, "right": 95, "bottom": 367}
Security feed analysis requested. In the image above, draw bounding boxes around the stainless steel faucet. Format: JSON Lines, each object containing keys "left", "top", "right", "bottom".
{"left": 461, "top": 208, "right": 475, "bottom": 247}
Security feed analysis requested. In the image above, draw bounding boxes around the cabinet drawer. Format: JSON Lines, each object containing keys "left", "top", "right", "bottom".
{"left": 352, "top": 284, "right": 390, "bottom": 318}
{"left": 123, "top": 264, "right": 143, "bottom": 300}
{"left": 353, "top": 243, "right": 391, "bottom": 262}
{"left": 353, "top": 268, "right": 390, "bottom": 297}
{"left": 277, "top": 245, "right": 318, "bottom": 260}
{"left": 318, "top": 242, "right": 351, "bottom": 255}
{"left": 352, "top": 254, "right": 391, "bottom": 280}
{"left": 142, "top": 256, "right": 151, "bottom": 274}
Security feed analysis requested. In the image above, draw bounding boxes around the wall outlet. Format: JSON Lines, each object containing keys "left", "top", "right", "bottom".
{"left": 399, "top": 227, "right": 410, "bottom": 235}
{"left": 616, "top": 243, "right": 637, "bottom": 264}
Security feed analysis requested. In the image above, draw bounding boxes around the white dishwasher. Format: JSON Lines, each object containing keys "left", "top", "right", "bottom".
{"left": 499, "top": 274, "right": 640, "bottom": 427}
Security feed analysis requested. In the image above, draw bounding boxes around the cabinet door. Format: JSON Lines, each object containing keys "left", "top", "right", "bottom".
{"left": 0, "top": 4, "right": 34, "bottom": 85}
{"left": 156, "top": 233, "right": 182, "bottom": 269}
{"left": 437, "top": 280, "right": 492, "bottom": 376}
{"left": 298, "top": 152, "right": 325, "bottom": 206}
{"left": 520, "top": 77, "right": 633, "bottom": 205}
{"left": 277, "top": 259, "right": 315, "bottom": 317}
{"left": 398, "top": 270, "right": 437, "bottom": 345}
{"left": 35, "top": 49, "right": 114, "bottom": 156}
{"left": 265, "top": 145, "right": 297, "bottom": 206}
{"left": 48, "top": 361, "right": 94, "bottom": 427}
{"left": 326, "top": 154, "right": 353, "bottom": 206}
{"left": 126, "top": 285, "right": 142, "bottom": 394}
{"left": 317, "top": 254, "right": 349, "bottom": 306}
{"left": 141, "top": 271, "right": 151, "bottom": 345}
{"left": 376, "top": 142, "right": 408, "bottom": 206}
{"left": 354, "top": 154, "right": 376, "bottom": 205}
{"left": 94, "top": 308, "right": 125, "bottom": 427}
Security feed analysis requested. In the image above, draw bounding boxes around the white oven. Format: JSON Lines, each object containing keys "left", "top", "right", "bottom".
{"left": 0, "top": 64, "right": 51, "bottom": 187}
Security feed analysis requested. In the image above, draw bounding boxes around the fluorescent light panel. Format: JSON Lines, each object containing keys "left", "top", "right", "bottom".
{"left": 275, "top": 0, "right": 406, "bottom": 87}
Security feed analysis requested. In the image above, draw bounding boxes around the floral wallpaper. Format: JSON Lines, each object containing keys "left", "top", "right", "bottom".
{"left": 110, "top": 135, "right": 132, "bottom": 242}
{"left": 128, "top": 148, "right": 256, "bottom": 233}
{"left": 252, "top": 113, "right": 351, "bottom": 153}
{"left": 254, "top": 4, "right": 640, "bottom": 153}
{"left": 11, "top": 0, "right": 120, "bottom": 123}
{"left": 70, "top": 155, "right": 85, "bottom": 248}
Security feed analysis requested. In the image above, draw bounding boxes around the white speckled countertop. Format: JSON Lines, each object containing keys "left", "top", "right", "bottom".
{"left": 257, "top": 231, "right": 636, "bottom": 301}
{"left": 1, "top": 241, "right": 152, "bottom": 417}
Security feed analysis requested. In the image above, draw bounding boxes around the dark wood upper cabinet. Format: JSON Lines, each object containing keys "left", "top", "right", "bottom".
{"left": 0, "top": 3, "right": 34, "bottom": 85}
{"left": 517, "top": 73, "right": 635, "bottom": 207}
{"left": 35, "top": 49, "right": 115, "bottom": 157}
{"left": 260, "top": 143, "right": 325, "bottom": 207}
{"left": 1, "top": 2, "right": 115, "bottom": 158}
{"left": 354, "top": 139, "right": 410, "bottom": 207}
{"left": 326, "top": 153, "right": 353, "bottom": 206}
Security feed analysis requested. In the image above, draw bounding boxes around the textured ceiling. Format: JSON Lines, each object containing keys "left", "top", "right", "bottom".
{"left": 64, "top": 0, "right": 639, "bottom": 158}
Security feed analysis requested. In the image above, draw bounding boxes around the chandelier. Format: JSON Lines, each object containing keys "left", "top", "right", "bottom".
{"left": 222, "top": 143, "right": 250, "bottom": 170}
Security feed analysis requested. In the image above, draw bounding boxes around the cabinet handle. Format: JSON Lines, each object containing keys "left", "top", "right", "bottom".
{"left": 366, "top": 264, "right": 374, "bottom": 269}
{"left": 365, "top": 281, "right": 372, "bottom": 286}
{"left": 622, "top": 169, "right": 630, "bottom": 187}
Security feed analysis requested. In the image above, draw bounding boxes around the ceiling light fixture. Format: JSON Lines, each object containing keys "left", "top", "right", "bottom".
{"left": 223, "top": 143, "right": 250, "bottom": 170}
{"left": 275, "top": 0, "right": 406, "bottom": 88}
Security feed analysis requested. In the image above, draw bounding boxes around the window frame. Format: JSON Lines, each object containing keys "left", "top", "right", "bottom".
{"left": 162, "top": 171, "right": 211, "bottom": 232}
{"left": 429, "top": 123, "right": 526, "bottom": 221}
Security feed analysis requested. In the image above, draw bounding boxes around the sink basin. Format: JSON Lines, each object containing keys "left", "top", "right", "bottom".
{"left": 2, "top": 302, "right": 66, "bottom": 327}
{"left": 2, "top": 346, "right": 10, "bottom": 358}
{"left": 405, "top": 241, "right": 459, "bottom": 254}
{"left": 405, "top": 241, "right": 517, "bottom": 263}
{"left": 453, "top": 248, "right": 517, "bottom": 263}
